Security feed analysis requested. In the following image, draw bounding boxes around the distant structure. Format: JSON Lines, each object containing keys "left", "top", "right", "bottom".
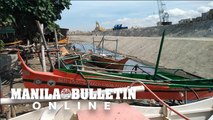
{"left": 179, "top": 9, "right": 213, "bottom": 24}
{"left": 178, "top": 18, "right": 192, "bottom": 24}
{"left": 60, "top": 28, "right": 69, "bottom": 37}
{"left": 94, "top": 21, "right": 105, "bottom": 32}
{"left": 202, "top": 9, "right": 213, "bottom": 20}
{"left": 157, "top": 0, "right": 172, "bottom": 26}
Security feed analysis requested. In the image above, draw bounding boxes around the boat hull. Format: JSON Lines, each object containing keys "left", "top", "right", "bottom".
{"left": 22, "top": 69, "right": 213, "bottom": 100}
{"left": 90, "top": 55, "right": 128, "bottom": 70}
{"left": 18, "top": 52, "right": 213, "bottom": 101}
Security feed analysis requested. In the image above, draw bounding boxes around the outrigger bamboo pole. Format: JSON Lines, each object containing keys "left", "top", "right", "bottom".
{"left": 35, "top": 41, "right": 43, "bottom": 69}
{"left": 78, "top": 70, "right": 213, "bottom": 88}
{"left": 36, "top": 20, "right": 55, "bottom": 71}
{"left": 72, "top": 64, "right": 144, "bottom": 72}
{"left": 54, "top": 29, "right": 60, "bottom": 69}
{"left": 41, "top": 45, "right": 46, "bottom": 72}
{"left": 153, "top": 30, "right": 166, "bottom": 79}
{"left": 78, "top": 69, "right": 152, "bottom": 82}
{"left": 38, "top": 23, "right": 46, "bottom": 72}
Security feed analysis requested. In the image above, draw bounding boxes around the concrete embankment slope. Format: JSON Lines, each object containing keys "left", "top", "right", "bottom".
{"left": 96, "top": 20, "right": 213, "bottom": 37}
{"left": 70, "top": 35, "right": 213, "bottom": 78}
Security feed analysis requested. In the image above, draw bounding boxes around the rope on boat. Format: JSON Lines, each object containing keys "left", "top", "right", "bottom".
{"left": 79, "top": 71, "right": 90, "bottom": 89}
{"left": 72, "top": 64, "right": 146, "bottom": 72}
{"left": 131, "top": 64, "right": 152, "bottom": 76}
{"left": 59, "top": 54, "right": 204, "bottom": 80}
{"left": 82, "top": 59, "right": 204, "bottom": 79}
{"left": 130, "top": 81, "right": 190, "bottom": 120}
{"left": 61, "top": 55, "right": 213, "bottom": 88}
{"left": 84, "top": 59, "right": 155, "bottom": 68}
{"left": 77, "top": 69, "right": 213, "bottom": 88}
{"left": 83, "top": 67, "right": 207, "bottom": 88}
{"left": 79, "top": 69, "right": 190, "bottom": 119}
{"left": 186, "top": 87, "right": 200, "bottom": 100}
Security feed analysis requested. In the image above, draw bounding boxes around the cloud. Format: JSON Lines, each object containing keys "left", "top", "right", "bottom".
{"left": 59, "top": 1, "right": 213, "bottom": 31}
{"left": 167, "top": 8, "right": 199, "bottom": 18}
{"left": 197, "top": 1, "right": 213, "bottom": 13}
{"left": 103, "top": 7, "right": 203, "bottom": 28}
{"left": 166, "top": 2, "right": 213, "bottom": 24}
{"left": 197, "top": 6, "right": 211, "bottom": 13}
{"left": 208, "top": 2, "right": 213, "bottom": 7}
{"left": 102, "top": 1, "right": 213, "bottom": 29}
{"left": 102, "top": 14, "right": 159, "bottom": 28}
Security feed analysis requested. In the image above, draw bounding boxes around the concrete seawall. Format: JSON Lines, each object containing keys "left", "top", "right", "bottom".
{"left": 94, "top": 20, "right": 213, "bottom": 37}
{"left": 70, "top": 35, "right": 213, "bottom": 78}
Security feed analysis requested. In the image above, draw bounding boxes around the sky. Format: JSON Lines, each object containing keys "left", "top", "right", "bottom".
{"left": 56, "top": 1, "right": 213, "bottom": 31}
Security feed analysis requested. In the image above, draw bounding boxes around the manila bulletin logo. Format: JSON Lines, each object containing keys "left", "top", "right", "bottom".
{"left": 10, "top": 87, "right": 138, "bottom": 110}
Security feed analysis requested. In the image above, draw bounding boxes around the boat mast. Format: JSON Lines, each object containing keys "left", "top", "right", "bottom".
{"left": 153, "top": 30, "right": 165, "bottom": 79}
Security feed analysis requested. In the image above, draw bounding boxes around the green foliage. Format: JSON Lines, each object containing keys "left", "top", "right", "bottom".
{"left": 47, "top": 22, "right": 60, "bottom": 32}
{"left": 0, "top": 0, "right": 71, "bottom": 41}
{"left": 0, "top": 40, "right": 4, "bottom": 50}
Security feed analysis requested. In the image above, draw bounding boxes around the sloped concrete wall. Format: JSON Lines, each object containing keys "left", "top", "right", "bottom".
{"left": 70, "top": 35, "right": 213, "bottom": 78}
{"left": 95, "top": 20, "right": 213, "bottom": 38}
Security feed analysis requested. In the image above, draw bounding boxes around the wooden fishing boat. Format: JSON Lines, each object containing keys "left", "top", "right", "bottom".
{"left": 48, "top": 37, "right": 68, "bottom": 45}
{"left": 58, "top": 37, "right": 68, "bottom": 44}
{"left": 18, "top": 52, "right": 213, "bottom": 100}
{"left": 89, "top": 54, "right": 129, "bottom": 70}
{"left": 58, "top": 54, "right": 213, "bottom": 88}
